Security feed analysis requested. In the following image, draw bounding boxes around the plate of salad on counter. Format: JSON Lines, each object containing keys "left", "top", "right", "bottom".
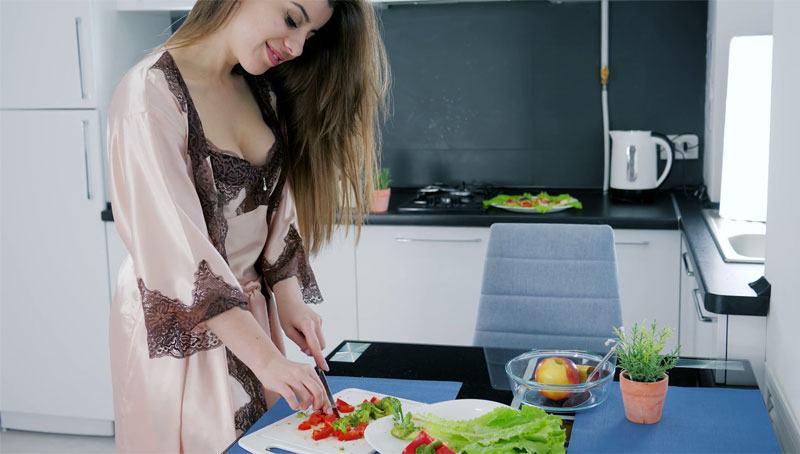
{"left": 483, "top": 192, "right": 583, "bottom": 214}
{"left": 364, "top": 398, "right": 566, "bottom": 454}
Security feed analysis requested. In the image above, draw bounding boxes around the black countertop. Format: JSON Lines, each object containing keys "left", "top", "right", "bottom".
{"left": 675, "top": 194, "right": 770, "bottom": 316}
{"left": 366, "top": 189, "right": 679, "bottom": 229}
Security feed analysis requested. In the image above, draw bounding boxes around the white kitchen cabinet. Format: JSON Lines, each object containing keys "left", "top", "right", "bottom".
{"left": 117, "top": 0, "right": 196, "bottom": 11}
{"left": 727, "top": 315, "right": 766, "bottom": 388}
{"left": 0, "top": 110, "right": 114, "bottom": 435}
{"left": 284, "top": 229, "right": 359, "bottom": 363}
{"left": 614, "top": 229, "right": 681, "bottom": 351}
{"left": 356, "top": 226, "right": 489, "bottom": 346}
{"left": 0, "top": 2, "right": 168, "bottom": 435}
{"left": 1, "top": 1, "right": 96, "bottom": 109}
{"left": 678, "top": 235, "right": 727, "bottom": 382}
{"left": 115, "top": 0, "right": 466, "bottom": 12}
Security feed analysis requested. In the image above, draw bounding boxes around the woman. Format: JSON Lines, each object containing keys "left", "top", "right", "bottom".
{"left": 106, "top": 0, "right": 389, "bottom": 451}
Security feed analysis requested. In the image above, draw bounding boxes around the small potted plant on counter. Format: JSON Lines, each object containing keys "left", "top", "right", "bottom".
{"left": 613, "top": 321, "right": 679, "bottom": 424}
{"left": 370, "top": 168, "right": 391, "bottom": 213}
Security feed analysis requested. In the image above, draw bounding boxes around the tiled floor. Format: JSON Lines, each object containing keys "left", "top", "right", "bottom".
{"left": 0, "top": 429, "right": 115, "bottom": 453}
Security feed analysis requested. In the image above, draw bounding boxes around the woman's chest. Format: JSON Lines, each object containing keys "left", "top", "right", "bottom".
{"left": 190, "top": 77, "right": 275, "bottom": 167}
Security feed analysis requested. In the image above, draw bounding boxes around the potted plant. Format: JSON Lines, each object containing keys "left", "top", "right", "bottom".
{"left": 370, "top": 168, "right": 391, "bottom": 213}
{"left": 613, "top": 321, "right": 679, "bottom": 424}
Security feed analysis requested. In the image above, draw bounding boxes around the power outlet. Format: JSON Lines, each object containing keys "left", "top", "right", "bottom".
{"left": 659, "top": 134, "right": 699, "bottom": 160}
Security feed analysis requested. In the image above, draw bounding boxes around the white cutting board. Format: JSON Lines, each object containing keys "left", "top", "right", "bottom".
{"left": 238, "top": 388, "right": 426, "bottom": 454}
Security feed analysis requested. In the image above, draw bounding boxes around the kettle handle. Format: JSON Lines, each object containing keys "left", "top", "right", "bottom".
{"left": 652, "top": 132, "right": 674, "bottom": 187}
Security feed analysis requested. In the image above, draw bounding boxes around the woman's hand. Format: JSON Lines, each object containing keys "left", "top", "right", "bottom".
{"left": 255, "top": 355, "right": 331, "bottom": 413}
{"left": 274, "top": 278, "right": 328, "bottom": 371}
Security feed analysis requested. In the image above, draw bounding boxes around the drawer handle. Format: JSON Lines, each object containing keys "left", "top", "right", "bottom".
{"left": 682, "top": 252, "right": 695, "bottom": 276}
{"left": 75, "top": 17, "right": 87, "bottom": 100}
{"left": 394, "top": 237, "right": 483, "bottom": 244}
{"left": 82, "top": 120, "right": 92, "bottom": 200}
{"left": 692, "top": 288, "right": 713, "bottom": 323}
{"left": 615, "top": 241, "right": 651, "bottom": 246}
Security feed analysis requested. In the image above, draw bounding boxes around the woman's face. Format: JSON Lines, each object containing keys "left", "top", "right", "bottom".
{"left": 231, "top": 0, "right": 334, "bottom": 75}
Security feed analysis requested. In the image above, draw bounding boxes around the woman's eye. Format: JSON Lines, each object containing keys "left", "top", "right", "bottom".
{"left": 285, "top": 14, "right": 298, "bottom": 28}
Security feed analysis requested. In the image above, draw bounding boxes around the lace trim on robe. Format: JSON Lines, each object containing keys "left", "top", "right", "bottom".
{"left": 225, "top": 349, "right": 268, "bottom": 434}
{"left": 151, "top": 51, "right": 231, "bottom": 257}
{"left": 261, "top": 225, "right": 323, "bottom": 304}
{"left": 138, "top": 260, "right": 249, "bottom": 359}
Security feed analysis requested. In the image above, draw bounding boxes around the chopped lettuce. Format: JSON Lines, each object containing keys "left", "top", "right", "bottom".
{"left": 409, "top": 405, "right": 565, "bottom": 454}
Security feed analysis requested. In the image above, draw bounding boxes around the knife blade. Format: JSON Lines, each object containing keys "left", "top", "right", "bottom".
{"left": 314, "top": 366, "right": 341, "bottom": 418}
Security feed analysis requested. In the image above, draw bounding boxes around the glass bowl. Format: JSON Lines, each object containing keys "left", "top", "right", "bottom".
{"left": 505, "top": 350, "right": 616, "bottom": 413}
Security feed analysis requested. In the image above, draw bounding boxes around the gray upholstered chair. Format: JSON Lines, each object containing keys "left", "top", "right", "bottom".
{"left": 473, "top": 223, "right": 622, "bottom": 353}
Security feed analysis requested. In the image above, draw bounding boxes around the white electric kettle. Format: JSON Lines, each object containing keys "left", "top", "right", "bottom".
{"left": 609, "top": 130, "right": 673, "bottom": 202}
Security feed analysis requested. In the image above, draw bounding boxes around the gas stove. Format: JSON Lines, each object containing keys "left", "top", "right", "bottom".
{"left": 397, "top": 183, "right": 494, "bottom": 214}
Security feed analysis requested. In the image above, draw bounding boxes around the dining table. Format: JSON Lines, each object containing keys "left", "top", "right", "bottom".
{"left": 226, "top": 340, "right": 780, "bottom": 453}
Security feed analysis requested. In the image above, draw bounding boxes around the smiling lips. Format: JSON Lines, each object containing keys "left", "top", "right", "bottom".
{"left": 265, "top": 43, "right": 285, "bottom": 66}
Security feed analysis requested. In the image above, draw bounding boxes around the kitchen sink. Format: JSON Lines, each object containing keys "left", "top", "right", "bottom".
{"left": 702, "top": 209, "right": 766, "bottom": 264}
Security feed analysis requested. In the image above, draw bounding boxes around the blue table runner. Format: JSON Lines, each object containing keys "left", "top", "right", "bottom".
{"left": 227, "top": 376, "right": 463, "bottom": 454}
{"left": 569, "top": 385, "right": 780, "bottom": 453}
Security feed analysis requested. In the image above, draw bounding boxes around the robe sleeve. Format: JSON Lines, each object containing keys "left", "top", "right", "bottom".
{"left": 107, "top": 75, "right": 248, "bottom": 359}
{"left": 260, "top": 182, "right": 323, "bottom": 305}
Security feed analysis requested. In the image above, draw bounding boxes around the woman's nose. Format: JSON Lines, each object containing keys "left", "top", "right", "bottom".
{"left": 284, "top": 35, "right": 305, "bottom": 59}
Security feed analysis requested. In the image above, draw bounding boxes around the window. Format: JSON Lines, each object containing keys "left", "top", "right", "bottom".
{"left": 719, "top": 35, "right": 773, "bottom": 223}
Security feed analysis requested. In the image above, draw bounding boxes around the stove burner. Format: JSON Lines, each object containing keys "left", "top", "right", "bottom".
{"left": 397, "top": 182, "right": 494, "bottom": 213}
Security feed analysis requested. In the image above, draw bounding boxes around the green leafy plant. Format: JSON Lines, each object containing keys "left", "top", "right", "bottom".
{"left": 613, "top": 321, "right": 679, "bottom": 383}
{"left": 375, "top": 168, "right": 391, "bottom": 190}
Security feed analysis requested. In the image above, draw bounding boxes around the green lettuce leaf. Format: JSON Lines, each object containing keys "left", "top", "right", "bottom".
{"left": 411, "top": 405, "right": 566, "bottom": 454}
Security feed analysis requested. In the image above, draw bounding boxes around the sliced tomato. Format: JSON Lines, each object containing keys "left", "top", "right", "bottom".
{"left": 311, "top": 425, "right": 333, "bottom": 441}
{"left": 402, "top": 431, "right": 435, "bottom": 454}
{"left": 520, "top": 200, "right": 533, "bottom": 207}
{"left": 322, "top": 413, "right": 339, "bottom": 424}
{"left": 307, "top": 412, "right": 324, "bottom": 426}
{"left": 337, "top": 428, "right": 363, "bottom": 441}
{"left": 335, "top": 398, "right": 355, "bottom": 413}
{"left": 436, "top": 444, "right": 457, "bottom": 454}
{"left": 370, "top": 396, "right": 380, "bottom": 404}
{"left": 297, "top": 420, "right": 312, "bottom": 431}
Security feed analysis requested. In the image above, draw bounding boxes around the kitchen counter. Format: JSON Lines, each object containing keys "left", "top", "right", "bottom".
{"left": 675, "top": 194, "right": 770, "bottom": 316}
{"left": 102, "top": 189, "right": 767, "bottom": 316}
{"left": 367, "top": 189, "right": 680, "bottom": 229}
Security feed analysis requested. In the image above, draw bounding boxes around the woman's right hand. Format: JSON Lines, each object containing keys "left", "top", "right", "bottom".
{"left": 256, "top": 355, "right": 331, "bottom": 413}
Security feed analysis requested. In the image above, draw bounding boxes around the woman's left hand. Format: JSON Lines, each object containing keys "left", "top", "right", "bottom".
{"left": 275, "top": 280, "right": 328, "bottom": 371}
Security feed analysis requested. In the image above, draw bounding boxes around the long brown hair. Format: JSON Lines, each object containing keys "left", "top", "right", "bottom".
{"left": 165, "top": 0, "right": 390, "bottom": 254}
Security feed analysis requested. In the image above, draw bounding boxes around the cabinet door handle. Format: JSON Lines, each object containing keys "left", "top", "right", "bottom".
{"left": 682, "top": 252, "right": 695, "bottom": 276}
{"left": 394, "top": 237, "right": 483, "bottom": 244}
{"left": 81, "top": 120, "right": 93, "bottom": 200}
{"left": 75, "top": 17, "right": 87, "bottom": 99}
{"left": 614, "top": 241, "right": 650, "bottom": 246}
{"left": 692, "top": 288, "right": 713, "bottom": 323}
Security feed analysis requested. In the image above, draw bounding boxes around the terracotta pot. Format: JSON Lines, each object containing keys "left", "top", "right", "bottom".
{"left": 370, "top": 188, "right": 391, "bottom": 213}
{"left": 619, "top": 371, "right": 669, "bottom": 424}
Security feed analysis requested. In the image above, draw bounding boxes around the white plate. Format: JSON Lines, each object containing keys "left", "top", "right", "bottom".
{"left": 238, "top": 389, "right": 426, "bottom": 454}
{"left": 364, "top": 399, "right": 509, "bottom": 454}
{"left": 491, "top": 201, "right": 576, "bottom": 214}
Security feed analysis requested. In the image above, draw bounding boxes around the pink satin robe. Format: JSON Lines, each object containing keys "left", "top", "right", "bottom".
{"left": 107, "top": 49, "right": 322, "bottom": 453}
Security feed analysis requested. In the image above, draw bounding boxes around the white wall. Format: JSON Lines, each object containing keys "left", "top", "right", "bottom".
{"left": 704, "top": 0, "right": 773, "bottom": 202}
{"left": 764, "top": 0, "right": 800, "bottom": 451}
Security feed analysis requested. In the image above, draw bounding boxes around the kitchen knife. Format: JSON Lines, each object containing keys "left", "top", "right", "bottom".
{"left": 314, "top": 366, "right": 341, "bottom": 418}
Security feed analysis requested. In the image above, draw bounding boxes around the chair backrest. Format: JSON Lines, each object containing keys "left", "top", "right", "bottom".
{"left": 473, "top": 223, "right": 622, "bottom": 353}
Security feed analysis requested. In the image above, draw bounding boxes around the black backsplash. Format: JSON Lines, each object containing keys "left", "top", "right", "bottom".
{"left": 377, "top": 0, "right": 707, "bottom": 189}
{"left": 172, "top": 0, "right": 707, "bottom": 189}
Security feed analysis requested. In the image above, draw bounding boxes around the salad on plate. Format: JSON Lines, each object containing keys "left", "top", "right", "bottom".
{"left": 365, "top": 398, "right": 566, "bottom": 454}
{"left": 483, "top": 192, "right": 582, "bottom": 214}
